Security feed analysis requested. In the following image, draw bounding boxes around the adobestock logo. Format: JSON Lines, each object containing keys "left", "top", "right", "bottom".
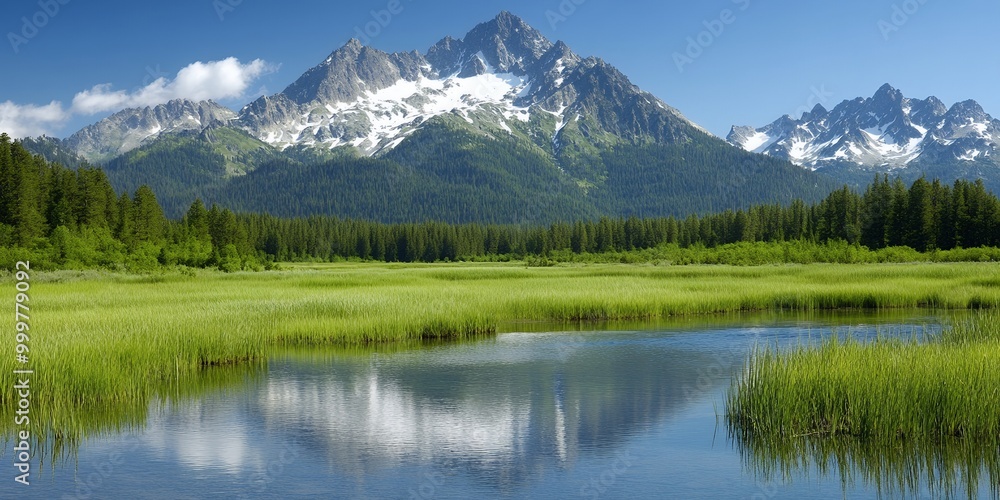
{"left": 352, "top": 0, "right": 415, "bottom": 46}
{"left": 214, "top": 0, "right": 244, "bottom": 22}
{"left": 546, "top": 0, "right": 588, "bottom": 30}
{"left": 878, "top": 0, "right": 930, "bottom": 41}
{"left": 792, "top": 85, "right": 835, "bottom": 119}
{"left": 7, "top": 0, "right": 71, "bottom": 54}
{"left": 672, "top": 0, "right": 752, "bottom": 74}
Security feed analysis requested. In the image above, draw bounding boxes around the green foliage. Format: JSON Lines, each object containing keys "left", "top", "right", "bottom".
{"left": 5, "top": 133, "right": 1000, "bottom": 271}
{"left": 101, "top": 133, "right": 231, "bottom": 216}
{"left": 91, "top": 119, "right": 838, "bottom": 222}
{"left": 727, "top": 311, "right": 1000, "bottom": 471}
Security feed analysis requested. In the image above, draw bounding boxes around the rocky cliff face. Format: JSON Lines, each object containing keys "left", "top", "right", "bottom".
{"left": 64, "top": 99, "right": 236, "bottom": 162}
{"left": 728, "top": 84, "right": 1000, "bottom": 171}
{"left": 236, "top": 11, "right": 704, "bottom": 156}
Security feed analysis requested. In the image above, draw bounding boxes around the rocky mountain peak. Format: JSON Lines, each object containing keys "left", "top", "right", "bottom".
{"left": 801, "top": 103, "right": 829, "bottom": 122}
{"left": 728, "top": 85, "right": 999, "bottom": 171}
{"left": 872, "top": 83, "right": 903, "bottom": 104}
{"left": 947, "top": 100, "right": 989, "bottom": 121}
{"left": 908, "top": 96, "right": 948, "bottom": 128}
{"left": 63, "top": 99, "right": 236, "bottom": 162}
{"left": 460, "top": 11, "right": 553, "bottom": 75}
{"left": 55, "top": 12, "right": 705, "bottom": 163}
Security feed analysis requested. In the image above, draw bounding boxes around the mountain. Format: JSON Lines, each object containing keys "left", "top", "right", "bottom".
{"left": 64, "top": 99, "right": 237, "bottom": 163}
{"left": 100, "top": 123, "right": 288, "bottom": 214}
{"left": 23, "top": 12, "right": 837, "bottom": 222}
{"left": 237, "top": 11, "right": 705, "bottom": 185}
{"left": 203, "top": 123, "right": 828, "bottom": 224}
{"left": 17, "top": 135, "right": 90, "bottom": 169}
{"left": 728, "top": 84, "right": 1000, "bottom": 189}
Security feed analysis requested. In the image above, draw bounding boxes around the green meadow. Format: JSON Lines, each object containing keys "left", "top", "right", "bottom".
{"left": 2, "top": 262, "right": 999, "bottom": 448}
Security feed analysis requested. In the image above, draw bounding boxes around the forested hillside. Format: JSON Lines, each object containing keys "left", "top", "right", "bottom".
{"left": 85, "top": 121, "right": 839, "bottom": 222}
{"left": 4, "top": 133, "right": 1000, "bottom": 271}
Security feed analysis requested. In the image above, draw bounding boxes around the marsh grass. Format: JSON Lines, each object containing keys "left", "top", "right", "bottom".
{"left": 727, "top": 310, "right": 1000, "bottom": 497}
{"left": 1, "top": 262, "right": 998, "bottom": 456}
{"left": 728, "top": 311, "right": 1000, "bottom": 441}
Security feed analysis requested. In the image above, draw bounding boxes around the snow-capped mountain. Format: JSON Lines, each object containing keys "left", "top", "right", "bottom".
{"left": 238, "top": 11, "right": 703, "bottom": 156}
{"left": 65, "top": 99, "right": 236, "bottom": 162}
{"left": 21, "top": 11, "right": 837, "bottom": 223}
{"left": 727, "top": 84, "right": 1000, "bottom": 171}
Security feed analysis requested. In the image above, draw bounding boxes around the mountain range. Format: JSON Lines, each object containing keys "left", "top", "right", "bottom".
{"left": 27, "top": 12, "right": 998, "bottom": 223}
{"left": 728, "top": 84, "right": 1000, "bottom": 189}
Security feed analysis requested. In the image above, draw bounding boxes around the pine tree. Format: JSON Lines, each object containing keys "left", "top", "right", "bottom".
{"left": 887, "top": 178, "right": 909, "bottom": 247}
{"left": 906, "top": 177, "right": 935, "bottom": 251}
{"left": 861, "top": 175, "right": 891, "bottom": 249}
{"left": 76, "top": 168, "right": 113, "bottom": 228}
{"left": 0, "top": 134, "right": 13, "bottom": 226}
{"left": 185, "top": 199, "right": 211, "bottom": 242}
{"left": 46, "top": 165, "right": 78, "bottom": 232}
{"left": 116, "top": 192, "right": 136, "bottom": 249}
{"left": 8, "top": 143, "right": 46, "bottom": 246}
{"left": 132, "top": 185, "right": 166, "bottom": 244}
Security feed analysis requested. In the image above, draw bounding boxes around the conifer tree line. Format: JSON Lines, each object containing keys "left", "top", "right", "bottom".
{"left": 2, "top": 133, "right": 999, "bottom": 271}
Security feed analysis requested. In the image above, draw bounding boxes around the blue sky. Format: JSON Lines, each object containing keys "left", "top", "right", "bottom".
{"left": 1, "top": 0, "right": 997, "bottom": 138}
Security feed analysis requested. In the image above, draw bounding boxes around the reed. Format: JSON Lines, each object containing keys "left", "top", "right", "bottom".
{"left": 726, "top": 310, "right": 1000, "bottom": 446}
{"left": 726, "top": 311, "right": 1000, "bottom": 497}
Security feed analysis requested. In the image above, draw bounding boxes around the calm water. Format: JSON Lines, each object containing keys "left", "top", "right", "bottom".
{"left": 12, "top": 313, "right": 1000, "bottom": 499}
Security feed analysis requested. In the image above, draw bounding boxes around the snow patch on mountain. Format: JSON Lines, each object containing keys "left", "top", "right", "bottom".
{"left": 741, "top": 130, "right": 778, "bottom": 153}
{"left": 64, "top": 99, "right": 237, "bottom": 162}
{"left": 727, "top": 84, "right": 1000, "bottom": 171}
{"left": 237, "top": 12, "right": 706, "bottom": 157}
{"left": 260, "top": 62, "right": 533, "bottom": 154}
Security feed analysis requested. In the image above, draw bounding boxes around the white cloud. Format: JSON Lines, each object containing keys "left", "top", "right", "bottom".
{"left": 0, "top": 57, "right": 276, "bottom": 138}
{"left": 0, "top": 101, "right": 70, "bottom": 139}
{"left": 71, "top": 57, "right": 277, "bottom": 115}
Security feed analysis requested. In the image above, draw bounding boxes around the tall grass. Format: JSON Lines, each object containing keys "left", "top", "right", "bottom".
{"left": 1, "top": 262, "right": 998, "bottom": 443}
{"left": 727, "top": 332, "right": 1000, "bottom": 441}
{"left": 726, "top": 311, "right": 1000, "bottom": 497}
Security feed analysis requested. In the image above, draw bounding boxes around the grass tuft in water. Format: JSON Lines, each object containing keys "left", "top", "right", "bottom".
{"left": 726, "top": 311, "right": 1000, "bottom": 497}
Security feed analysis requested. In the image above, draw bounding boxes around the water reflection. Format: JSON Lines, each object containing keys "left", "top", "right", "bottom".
{"left": 13, "top": 311, "right": 996, "bottom": 498}
{"left": 250, "top": 329, "right": 743, "bottom": 486}
{"left": 733, "top": 432, "right": 1000, "bottom": 499}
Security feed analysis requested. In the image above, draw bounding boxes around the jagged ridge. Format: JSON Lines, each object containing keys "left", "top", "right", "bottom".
{"left": 237, "top": 11, "right": 704, "bottom": 159}
{"left": 727, "top": 84, "right": 1000, "bottom": 171}
{"left": 65, "top": 99, "right": 236, "bottom": 163}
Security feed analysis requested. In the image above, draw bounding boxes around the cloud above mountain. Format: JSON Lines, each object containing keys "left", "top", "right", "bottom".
{"left": 0, "top": 57, "right": 276, "bottom": 139}
{"left": 0, "top": 100, "right": 69, "bottom": 139}
{"left": 71, "top": 58, "right": 276, "bottom": 115}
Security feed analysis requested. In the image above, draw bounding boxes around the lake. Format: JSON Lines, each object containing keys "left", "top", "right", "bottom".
{"left": 13, "top": 312, "right": 999, "bottom": 499}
